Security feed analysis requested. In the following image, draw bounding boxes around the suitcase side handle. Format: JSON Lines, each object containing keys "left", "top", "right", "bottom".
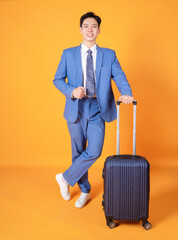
{"left": 116, "top": 100, "right": 137, "bottom": 155}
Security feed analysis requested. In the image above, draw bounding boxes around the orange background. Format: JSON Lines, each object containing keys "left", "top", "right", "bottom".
{"left": 0, "top": 0, "right": 178, "bottom": 168}
{"left": 1, "top": 1, "right": 178, "bottom": 240}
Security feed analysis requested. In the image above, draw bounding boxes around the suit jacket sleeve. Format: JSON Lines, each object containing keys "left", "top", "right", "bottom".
{"left": 53, "top": 50, "right": 75, "bottom": 98}
{"left": 111, "top": 51, "right": 132, "bottom": 96}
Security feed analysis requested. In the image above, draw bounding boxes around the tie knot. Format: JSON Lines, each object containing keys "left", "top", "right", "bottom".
{"left": 87, "top": 49, "right": 92, "bottom": 54}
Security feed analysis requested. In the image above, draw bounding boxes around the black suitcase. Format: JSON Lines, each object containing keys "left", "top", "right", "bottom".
{"left": 102, "top": 100, "right": 151, "bottom": 230}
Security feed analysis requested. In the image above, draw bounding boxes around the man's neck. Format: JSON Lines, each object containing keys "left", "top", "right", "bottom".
{"left": 82, "top": 41, "right": 96, "bottom": 49}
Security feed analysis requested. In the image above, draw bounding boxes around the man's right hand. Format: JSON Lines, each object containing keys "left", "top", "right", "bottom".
{"left": 72, "top": 87, "right": 86, "bottom": 99}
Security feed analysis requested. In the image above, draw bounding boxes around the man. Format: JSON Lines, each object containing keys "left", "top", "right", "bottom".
{"left": 53, "top": 12, "right": 134, "bottom": 208}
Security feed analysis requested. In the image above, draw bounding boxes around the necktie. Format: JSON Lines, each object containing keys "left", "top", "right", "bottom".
{"left": 86, "top": 49, "right": 95, "bottom": 98}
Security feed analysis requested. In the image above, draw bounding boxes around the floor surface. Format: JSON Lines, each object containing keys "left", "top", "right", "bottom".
{"left": 1, "top": 164, "right": 178, "bottom": 240}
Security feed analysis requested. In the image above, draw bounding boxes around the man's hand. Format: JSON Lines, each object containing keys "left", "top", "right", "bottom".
{"left": 72, "top": 87, "right": 86, "bottom": 99}
{"left": 119, "top": 95, "right": 134, "bottom": 104}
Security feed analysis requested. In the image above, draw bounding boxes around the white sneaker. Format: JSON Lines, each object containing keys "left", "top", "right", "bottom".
{"left": 55, "top": 173, "right": 71, "bottom": 201}
{"left": 75, "top": 192, "right": 91, "bottom": 208}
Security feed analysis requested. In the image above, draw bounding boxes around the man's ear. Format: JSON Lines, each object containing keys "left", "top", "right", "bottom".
{"left": 80, "top": 27, "right": 82, "bottom": 33}
{"left": 98, "top": 28, "right": 101, "bottom": 34}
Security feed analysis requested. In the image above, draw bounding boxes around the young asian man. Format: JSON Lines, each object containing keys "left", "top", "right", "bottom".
{"left": 53, "top": 12, "right": 134, "bottom": 208}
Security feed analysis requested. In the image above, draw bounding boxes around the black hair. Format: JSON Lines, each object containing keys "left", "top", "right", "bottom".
{"left": 80, "top": 12, "right": 101, "bottom": 28}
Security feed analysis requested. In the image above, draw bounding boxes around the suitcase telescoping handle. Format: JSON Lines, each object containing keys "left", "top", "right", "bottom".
{"left": 116, "top": 100, "right": 137, "bottom": 155}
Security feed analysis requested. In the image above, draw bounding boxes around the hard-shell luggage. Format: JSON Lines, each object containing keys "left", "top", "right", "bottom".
{"left": 102, "top": 100, "right": 152, "bottom": 230}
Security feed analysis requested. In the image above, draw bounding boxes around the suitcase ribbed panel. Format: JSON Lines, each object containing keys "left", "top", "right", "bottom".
{"left": 103, "top": 155, "right": 149, "bottom": 221}
{"left": 118, "top": 160, "right": 134, "bottom": 220}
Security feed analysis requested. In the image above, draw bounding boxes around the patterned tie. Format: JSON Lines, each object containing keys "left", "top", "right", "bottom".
{"left": 86, "top": 49, "right": 95, "bottom": 98}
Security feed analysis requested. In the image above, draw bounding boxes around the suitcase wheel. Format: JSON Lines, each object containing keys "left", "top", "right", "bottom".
{"left": 107, "top": 221, "right": 116, "bottom": 229}
{"left": 142, "top": 220, "right": 152, "bottom": 230}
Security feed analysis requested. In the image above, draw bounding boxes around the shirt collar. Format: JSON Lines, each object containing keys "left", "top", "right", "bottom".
{"left": 81, "top": 43, "right": 97, "bottom": 53}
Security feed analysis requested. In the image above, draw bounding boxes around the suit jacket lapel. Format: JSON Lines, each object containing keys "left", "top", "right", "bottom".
{"left": 95, "top": 45, "right": 103, "bottom": 87}
{"left": 74, "top": 44, "right": 83, "bottom": 86}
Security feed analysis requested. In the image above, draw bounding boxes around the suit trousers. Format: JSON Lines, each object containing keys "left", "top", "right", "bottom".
{"left": 63, "top": 97, "right": 105, "bottom": 193}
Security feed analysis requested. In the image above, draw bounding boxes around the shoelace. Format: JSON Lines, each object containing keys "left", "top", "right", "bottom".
{"left": 78, "top": 195, "right": 89, "bottom": 203}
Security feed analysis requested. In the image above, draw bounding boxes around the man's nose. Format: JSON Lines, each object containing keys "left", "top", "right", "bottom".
{"left": 88, "top": 27, "right": 93, "bottom": 32}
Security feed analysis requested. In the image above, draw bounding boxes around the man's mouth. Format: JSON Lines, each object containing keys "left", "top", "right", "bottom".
{"left": 87, "top": 34, "right": 94, "bottom": 37}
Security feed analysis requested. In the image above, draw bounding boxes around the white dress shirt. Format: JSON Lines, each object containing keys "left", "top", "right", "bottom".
{"left": 81, "top": 43, "right": 97, "bottom": 96}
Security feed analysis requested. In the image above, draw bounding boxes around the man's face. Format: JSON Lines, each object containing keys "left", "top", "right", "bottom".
{"left": 80, "top": 17, "right": 100, "bottom": 43}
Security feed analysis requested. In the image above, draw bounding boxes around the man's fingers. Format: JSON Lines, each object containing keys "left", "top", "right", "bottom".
{"left": 73, "top": 87, "right": 86, "bottom": 99}
{"left": 129, "top": 98, "right": 133, "bottom": 104}
{"left": 78, "top": 87, "right": 85, "bottom": 96}
{"left": 119, "top": 95, "right": 134, "bottom": 104}
{"left": 78, "top": 86, "right": 85, "bottom": 92}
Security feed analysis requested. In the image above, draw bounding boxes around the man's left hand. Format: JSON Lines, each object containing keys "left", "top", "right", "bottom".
{"left": 119, "top": 95, "right": 134, "bottom": 104}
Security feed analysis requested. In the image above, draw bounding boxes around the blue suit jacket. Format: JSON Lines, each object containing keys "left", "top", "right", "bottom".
{"left": 53, "top": 44, "right": 132, "bottom": 122}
